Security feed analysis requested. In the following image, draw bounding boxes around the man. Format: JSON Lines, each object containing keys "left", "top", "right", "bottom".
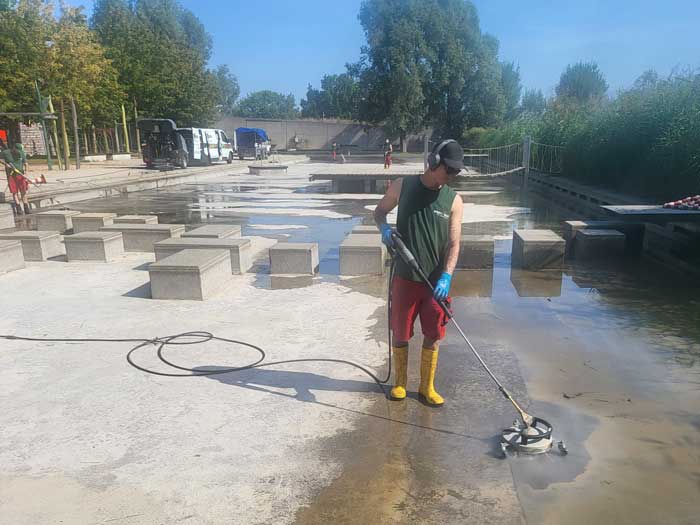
{"left": 331, "top": 142, "right": 337, "bottom": 161}
{"left": 2, "top": 142, "right": 30, "bottom": 215}
{"left": 374, "top": 139, "right": 464, "bottom": 406}
{"left": 383, "top": 139, "right": 393, "bottom": 169}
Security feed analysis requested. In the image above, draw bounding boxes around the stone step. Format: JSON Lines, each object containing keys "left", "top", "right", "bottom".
{"left": 72, "top": 213, "right": 117, "bottom": 233}
{"left": 574, "top": 229, "right": 626, "bottom": 260}
{"left": 0, "top": 240, "right": 26, "bottom": 274}
{"left": 269, "top": 242, "right": 319, "bottom": 275}
{"left": 512, "top": 229, "right": 565, "bottom": 270}
{"left": 154, "top": 237, "right": 252, "bottom": 274}
{"left": 34, "top": 210, "right": 81, "bottom": 233}
{"left": 64, "top": 231, "right": 125, "bottom": 262}
{"left": 0, "top": 231, "right": 64, "bottom": 261}
{"left": 457, "top": 235, "right": 494, "bottom": 269}
{"left": 352, "top": 225, "right": 379, "bottom": 235}
{"left": 100, "top": 223, "right": 184, "bottom": 252}
{"left": 563, "top": 220, "right": 643, "bottom": 256}
{"left": 0, "top": 203, "right": 15, "bottom": 230}
{"left": 340, "top": 234, "right": 387, "bottom": 276}
{"left": 182, "top": 224, "right": 241, "bottom": 239}
{"left": 148, "top": 248, "right": 232, "bottom": 301}
{"left": 113, "top": 215, "right": 159, "bottom": 225}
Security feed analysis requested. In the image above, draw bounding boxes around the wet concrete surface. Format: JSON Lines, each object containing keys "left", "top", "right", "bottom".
{"left": 16, "top": 163, "right": 700, "bottom": 523}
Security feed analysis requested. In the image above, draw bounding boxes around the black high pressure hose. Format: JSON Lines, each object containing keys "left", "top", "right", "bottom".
{"left": 0, "top": 259, "right": 399, "bottom": 388}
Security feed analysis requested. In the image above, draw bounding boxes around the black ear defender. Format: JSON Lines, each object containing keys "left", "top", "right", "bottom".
{"left": 427, "top": 139, "right": 457, "bottom": 170}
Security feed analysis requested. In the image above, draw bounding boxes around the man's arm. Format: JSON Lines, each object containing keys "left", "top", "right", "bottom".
{"left": 443, "top": 195, "right": 464, "bottom": 275}
{"left": 374, "top": 178, "right": 402, "bottom": 227}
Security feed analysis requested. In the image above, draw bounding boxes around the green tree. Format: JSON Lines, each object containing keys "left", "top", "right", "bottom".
{"left": 556, "top": 61, "right": 608, "bottom": 102}
{"left": 91, "top": 0, "right": 220, "bottom": 126}
{"left": 500, "top": 61, "right": 522, "bottom": 120}
{"left": 520, "top": 88, "right": 546, "bottom": 114}
{"left": 301, "top": 69, "right": 361, "bottom": 119}
{"left": 212, "top": 64, "right": 240, "bottom": 118}
{"left": 236, "top": 91, "right": 299, "bottom": 119}
{"left": 358, "top": 0, "right": 504, "bottom": 145}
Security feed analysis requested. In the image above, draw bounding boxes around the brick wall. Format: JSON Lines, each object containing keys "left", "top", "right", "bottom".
{"left": 19, "top": 123, "right": 47, "bottom": 156}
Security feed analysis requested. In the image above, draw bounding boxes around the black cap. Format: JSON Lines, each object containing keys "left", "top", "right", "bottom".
{"left": 440, "top": 140, "right": 464, "bottom": 170}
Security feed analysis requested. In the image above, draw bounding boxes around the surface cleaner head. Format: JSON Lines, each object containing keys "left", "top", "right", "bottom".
{"left": 501, "top": 417, "right": 554, "bottom": 455}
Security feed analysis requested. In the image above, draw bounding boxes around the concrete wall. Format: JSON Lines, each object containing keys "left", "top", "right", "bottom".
{"left": 215, "top": 116, "right": 428, "bottom": 152}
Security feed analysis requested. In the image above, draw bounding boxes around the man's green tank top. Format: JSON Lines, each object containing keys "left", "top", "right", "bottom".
{"left": 396, "top": 175, "right": 457, "bottom": 283}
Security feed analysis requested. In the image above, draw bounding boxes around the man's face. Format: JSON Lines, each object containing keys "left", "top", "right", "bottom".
{"left": 434, "top": 163, "right": 461, "bottom": 185}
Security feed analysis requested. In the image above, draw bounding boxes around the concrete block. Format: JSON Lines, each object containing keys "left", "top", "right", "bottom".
{"left": 0, "top": 203, "right": 15, "bottom": 230}
{"left": 110, "top": 153, "right": 132, "bottom": 161}
{"left": 512, "top": 229, "right": 565, "bottom": 269}
{"left": 563, "top": 220, "right": 643, "bottom": 256}
{"left": 0, "top": 231, "right": 64, "bottom": 261}
{"left": 154, "top": 237, "right": 252, "bottom": 274}
{"left": 352, "top": 225, "right": 379, "bottom": 235}
{"left": 64, "top": 231, "right": 124, "bottom": 262}
{"left": 82, "top": 154, "right": 108, "bottom": 162}
{"left": 457, "top": 235, "right": 494, "bottom": 269}
{"left": 510, "top": 269, "right": 563, "bottom": 297}
{"left": 114, "top": 215, "right": 159, "bottom": 224}
{"left": 574, "top": 229, "right": 626, "bottom": 260}
{"left": 100, "top": 223, "right": 184, "bottom": 252}
{"left": 182, "top": 224, "right": 241, "bottom": 239}
{"left": 34, "top": 210, "right": 81, "bottom": 233}
{"left": 340, "top": 234, "right": 387, "bottom": 276}
{"left": 269, "top": 242, "right": 319, "bottom": 275}
{"left": 0, "top": 240, "right": 26, "bottom": 273}
{"left": 249, "top": 165, "right": 288, "bottom": 175}
{"left": 72, "top": 213, "right": 117, "bottom": 233}
{"left": 450, "top": 269, "right": 493, "bottom": 297}
{"left": 149, "top": 249, "right": 232, "bottom": 301}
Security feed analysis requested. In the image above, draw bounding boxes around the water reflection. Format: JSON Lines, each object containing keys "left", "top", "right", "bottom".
{"left": 451, "top": 269, "right": 494, "bottom": 298}
{"left": 510, "top": 268, "right": 563, "bottom": 298}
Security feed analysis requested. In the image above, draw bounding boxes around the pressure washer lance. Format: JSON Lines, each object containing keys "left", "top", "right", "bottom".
{"left": 388, "top": 232, "right": 566, "bottom": 456}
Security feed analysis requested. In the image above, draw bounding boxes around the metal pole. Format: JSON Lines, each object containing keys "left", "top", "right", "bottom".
{"left": 423, "top": 131, "right": 429, "bottom": 171}
{"left": 34, "top": 81, "right": 52, "bottom": 171}
{"left": 121, "top": 104, "right": 130, "bottom": 153}
{"left": 133, "top": 98, "right": 141, "bottom": 154}
{"left": 522, "top": 135, "right": 531, "bottom": 189}
{"left": 70, "top": 96, "right": 80, "bottom": 169}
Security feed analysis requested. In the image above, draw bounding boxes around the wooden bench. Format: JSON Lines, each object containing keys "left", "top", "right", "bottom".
{"left": 148, "top": 249, "right": 232, "bottom": 300}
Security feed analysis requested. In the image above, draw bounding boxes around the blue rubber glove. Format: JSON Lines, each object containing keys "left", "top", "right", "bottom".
{"left": 379, "top": 223, "right": 394, "bottom": 248}
{"left": 433, "top": 272, "right": 452, "bottom": 302}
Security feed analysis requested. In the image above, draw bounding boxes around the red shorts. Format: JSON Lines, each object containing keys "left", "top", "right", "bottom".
{"left": 7, "top": 173, "right": 29, "bottom": 194}
{"left": 391, "top": 275, "right": 450, "bottom": 342}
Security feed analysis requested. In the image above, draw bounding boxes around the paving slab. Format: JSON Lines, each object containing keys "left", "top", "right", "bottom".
{"left": 100, "top": 223, "right": 184, "bottom": 252}
{"left": 114, "top": 215, "right": 159, "bottom": 224}
{"left": 154, "top": 237, "right": 252, "bottom": 274}
{"left": 512, "top": 229, "right": 565, "bottom": 269}
{"left": 457, "top": 235, "right": 494, "bottom": 269}
{"left": 64, "top": 231, "right": 125, "bottom": 262}
{"left": 148, "top": 248, "right": 232, "bottom": 300}
{"left": 340, "top": 234, "right": 386, "bottom": 276}
{"left": 574, "top": 229, "right": 626, "bottom": 260}
{"left": 34, "top": 210, "right": 81, "bottom": 233}
{"left": 0, "top": 231, "right": 64, "bottom": 260}
{"left": 0, "top": 240, "right": 25, "bottom": 273}
{"left": 269, "top": 242, "right": 319, "bottom": 275}
{"left": 72, "top": 213, "right": 117, "bottom": 233}
{"left": 181, "top": 224, "right": 241, "bottom": 240}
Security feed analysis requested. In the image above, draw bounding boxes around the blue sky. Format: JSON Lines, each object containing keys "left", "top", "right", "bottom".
{"left": 75, "top": 0, "right": 700, "bottom": 103}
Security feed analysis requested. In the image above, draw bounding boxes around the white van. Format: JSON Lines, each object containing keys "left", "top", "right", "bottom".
{"left": 177, "top": 128, "right": 236, "bottom": 165}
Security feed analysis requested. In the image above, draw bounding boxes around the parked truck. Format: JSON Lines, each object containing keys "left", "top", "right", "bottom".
{"left": 235, "top": 127, "right": 270, "bottom": 160}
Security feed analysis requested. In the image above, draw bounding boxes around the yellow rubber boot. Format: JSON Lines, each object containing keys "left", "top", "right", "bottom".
{"left": 390, "top": 346, "right": 408, "bottom": 400}
{"left": 419, "top": 347, "right": 444, "bottom": 406}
